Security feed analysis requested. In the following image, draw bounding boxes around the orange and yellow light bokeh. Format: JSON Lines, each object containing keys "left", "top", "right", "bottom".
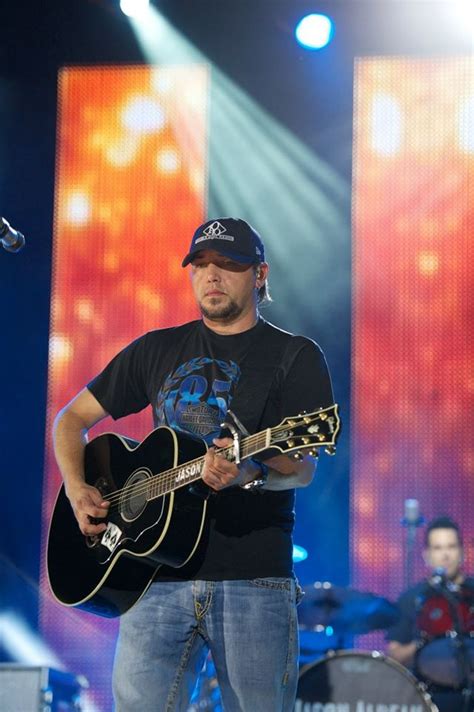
{"left": 41, "top": 64, "right": 209, "bottom": 710}
{"left": 352, "top": 59, "right": 474, "bottom": 646}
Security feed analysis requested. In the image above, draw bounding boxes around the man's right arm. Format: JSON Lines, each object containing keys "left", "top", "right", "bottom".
{"left": 53, "top": 387, "right": 110, "bottom": 536}
{"left": 386, "top": 640, "right": 418, "bottom": 667}
{"left": 386, "top": 589, "right": 420, "bottom": 668}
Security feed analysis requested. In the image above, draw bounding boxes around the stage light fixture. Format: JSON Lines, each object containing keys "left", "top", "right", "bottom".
{"left": 120, "top": 0, "right": 150, "bottom": 18}
{"left": 295, "top": 13, "right": 334, "bottom": 50}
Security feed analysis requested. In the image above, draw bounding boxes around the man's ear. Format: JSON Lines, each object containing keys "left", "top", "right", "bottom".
{"left": 255, "top": 262, "right": 269, "bottom": 284}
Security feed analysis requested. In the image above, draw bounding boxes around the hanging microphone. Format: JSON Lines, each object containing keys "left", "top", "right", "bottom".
{"left": 402, "top": 498, "right": 424, "bottom": 527}
{"left": 401, "top": 499, "right": 424, "bottom": 589}
{"left": 404, "top": 499, "right": 419, "bottom": 524}
{"left": 1, "top": 217, "right": 26, "bottom": 253}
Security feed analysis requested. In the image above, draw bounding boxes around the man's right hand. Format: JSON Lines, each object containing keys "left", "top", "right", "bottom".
{"left": 66, "top": 482, "right": 110, "bottom": 536}
{"left": 53, "top": 388, "right": 111, "bottom": 536}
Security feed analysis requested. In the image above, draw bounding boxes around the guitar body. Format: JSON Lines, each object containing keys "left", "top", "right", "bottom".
{"left": 47, "top": 427, "right": 208, "bottom": 617}
{"left": 47, "top": 404, "right": 340, "bottom": 618}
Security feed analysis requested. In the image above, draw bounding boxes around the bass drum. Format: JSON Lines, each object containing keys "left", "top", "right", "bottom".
{"left": 295, "top": 650, "right": 437, "bottom": 711}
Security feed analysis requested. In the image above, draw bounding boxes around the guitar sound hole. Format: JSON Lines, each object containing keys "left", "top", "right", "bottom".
{"left": 120, "top": 469, "right": 151, "bottom": 522}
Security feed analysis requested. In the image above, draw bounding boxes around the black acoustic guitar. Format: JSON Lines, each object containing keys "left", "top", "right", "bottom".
{"left": 47, "top": 405, "right": 340, "bottom": 618}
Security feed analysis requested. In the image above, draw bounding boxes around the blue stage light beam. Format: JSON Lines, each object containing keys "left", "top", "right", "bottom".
{"left": 0, "top": 612, "right": 101, "bottom": 712}
{"left": 295, "top": 13, "right": 334, "bottom": 50}
{"left": 0, "top": 612, "right": 62, "bottom": 666}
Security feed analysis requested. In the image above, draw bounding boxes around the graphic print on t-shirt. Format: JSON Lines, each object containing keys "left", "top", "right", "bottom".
{"left": 155, "top": 357, "right": 241, "bottom": 443}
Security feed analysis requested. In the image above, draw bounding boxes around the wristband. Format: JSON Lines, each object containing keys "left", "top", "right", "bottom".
{"left": 241, "top": 459, "right": 269, "bottom": 491}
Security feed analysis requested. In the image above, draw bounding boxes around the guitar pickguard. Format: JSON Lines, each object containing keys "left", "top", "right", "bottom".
{"left": 101, "top": 522, "right": 123, "bottom": 553}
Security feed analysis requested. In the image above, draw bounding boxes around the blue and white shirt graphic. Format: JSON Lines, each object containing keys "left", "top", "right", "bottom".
{"left": 155, "top": 357, "right": 241, "bottom": 444}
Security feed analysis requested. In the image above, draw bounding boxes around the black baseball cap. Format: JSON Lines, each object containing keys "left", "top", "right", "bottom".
{"left": 182, "top": 217, "right": 265, "bottom": 267}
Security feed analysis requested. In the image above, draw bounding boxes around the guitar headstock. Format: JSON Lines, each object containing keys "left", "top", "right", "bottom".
{"left": 270, "top": 404, "right": 340, "bottom": 457}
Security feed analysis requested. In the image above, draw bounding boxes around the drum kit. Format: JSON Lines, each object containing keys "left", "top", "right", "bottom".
{"left": 297, "top": 581, "right": 435, "bottom": 710}
{"left": 296, "top": 580, "right": 474, "bottom": 712}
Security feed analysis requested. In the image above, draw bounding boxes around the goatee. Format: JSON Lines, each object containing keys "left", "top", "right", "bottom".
{"left": 200, "top": 298, "right": 242, "bottom": 323}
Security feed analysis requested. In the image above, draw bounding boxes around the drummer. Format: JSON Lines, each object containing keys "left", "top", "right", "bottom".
{"left": 386, "top": 516, "right": 474, "bottom": 712}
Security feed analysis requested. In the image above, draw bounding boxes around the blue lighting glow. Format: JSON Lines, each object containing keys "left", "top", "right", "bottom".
{"left": 292, "top": 544, "right": 308, "bottom": 562}
{"left": 295, "top": 14, "right": 334, "bottom": 50}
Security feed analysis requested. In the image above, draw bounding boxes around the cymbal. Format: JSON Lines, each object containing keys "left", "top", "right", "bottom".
{"left": 298, "top": 581, "right": 399, "bottom": 634}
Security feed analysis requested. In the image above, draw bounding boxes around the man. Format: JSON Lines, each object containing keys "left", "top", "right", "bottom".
{"left": 53, "top": 217, "right": 334, "bottom": 712}
{"left": 387, "top": 516, "right": 474, "bottom": 712}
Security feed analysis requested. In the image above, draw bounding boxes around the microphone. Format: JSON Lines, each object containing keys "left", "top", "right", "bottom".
{"left": 429, "top": 566, "right": 447, "bottom": 587}
{"left": 401, "top": 499, "right": 424, "bottom": 588}
{"left": 1, "top": 217, "right": 26, "bottom": 253}
{"left": 404, "top": 499, "right": 419, "bottom": 524}
{"left": 402, "top": 498, "right": 424, "bottom": 527}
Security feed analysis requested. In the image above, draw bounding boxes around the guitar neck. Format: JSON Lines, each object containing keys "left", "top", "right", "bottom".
{"left": 133, "top": 403, "right": 339, "bottom": 503}
{"left": 147, "top": 430, "right": 270, "bottom": 500}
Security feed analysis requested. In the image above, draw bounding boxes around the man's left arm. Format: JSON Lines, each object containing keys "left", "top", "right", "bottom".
{"left": 202, "top": 441, "right": 316, "bottom": 491}
{"left": 257, "top": 452, "right": 317, "bottom": 490}
{"left": 264, "top": 337, "right": 333, "bottom": 490}
{"left": 203, "top": 338, "right": 333, "bottom": 492}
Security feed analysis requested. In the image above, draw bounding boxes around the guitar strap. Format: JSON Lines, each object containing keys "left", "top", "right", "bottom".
{"left": 222, "top": 324, "right": 300, "bottom": 437}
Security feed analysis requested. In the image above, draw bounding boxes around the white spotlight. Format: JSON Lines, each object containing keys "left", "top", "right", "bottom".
{"left": 295, "top": 14, "right": 334, "bottom": 50}
{"left": 120, "top": 0, "right": 150, "bottom": 18}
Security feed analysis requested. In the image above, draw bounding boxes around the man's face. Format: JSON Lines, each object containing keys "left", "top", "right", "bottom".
{"left": 424, "top": 527, "right": 463, "bottom": 579}
{"left": 190, "top": 249, "right": 264, "bottom": 324}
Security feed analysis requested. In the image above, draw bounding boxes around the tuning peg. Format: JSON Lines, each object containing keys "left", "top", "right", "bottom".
{"left": 292, "top": 451, "right": 304, "bottom": 461}
{"left": 324, "top": 445, "right": 336, "bottom": 456}
{"left": 308, "top": 449, "right": 319, "bottom": 458}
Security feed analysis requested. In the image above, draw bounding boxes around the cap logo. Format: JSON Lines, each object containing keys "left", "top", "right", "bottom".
{"left": 195, "top": 221, "right": 235, "bottom": 244}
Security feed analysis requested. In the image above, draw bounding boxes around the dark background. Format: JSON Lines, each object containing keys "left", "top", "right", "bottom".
{"left": 0, "top": 0, "right": 471, "bottom": 643}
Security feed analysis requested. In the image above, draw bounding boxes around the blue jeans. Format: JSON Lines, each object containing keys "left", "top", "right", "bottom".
{"left": 112, "top": 578, "right": 300, "bottom": 712}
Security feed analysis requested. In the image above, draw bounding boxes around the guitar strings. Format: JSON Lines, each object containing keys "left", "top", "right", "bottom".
{"left": 101, "top": 429, "right": 272, "bottom": 511}
{"left": 99, "top": 422, "right": 320, "bottom": 512}
{"left": 101, "top": 430, "right": 270, "bottom": 509}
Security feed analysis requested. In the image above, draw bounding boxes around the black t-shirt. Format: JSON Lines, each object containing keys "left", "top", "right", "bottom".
{"left": 387, "top": 576, "right": 474, "bottom": 644}
{"left": 87, "top": 317, "right": 334, "bottom": 580}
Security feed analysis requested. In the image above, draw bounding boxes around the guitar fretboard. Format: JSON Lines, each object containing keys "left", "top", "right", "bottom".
{"left": 101, "top": 404, "right": 339, "bottom": 511}
{"left": 146, "top": 430, "right": 271, "bottom": 500}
